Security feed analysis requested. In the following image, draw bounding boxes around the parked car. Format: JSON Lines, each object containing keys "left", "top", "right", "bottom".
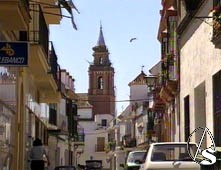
{"left": 140, "top": 142, "right": 200, "bottom": 170}
{"left": 54, "top": 165, "right": 76, "bottom": 170}
{"left": 85, "top": 160, "right": 102, "bottom": 170}
{"left": 120, "top": 150, "right": 147, "bottom": 170}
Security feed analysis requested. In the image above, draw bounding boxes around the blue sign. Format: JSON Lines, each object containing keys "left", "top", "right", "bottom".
{"left": 0, "top": 42, "right": 28, "bottom": 66}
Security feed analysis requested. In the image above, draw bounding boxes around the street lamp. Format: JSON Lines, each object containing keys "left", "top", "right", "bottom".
{"left": 145, "top": 75, "right": 157, "bottom": 92}
{"left": 145, "top": 75, "right": 157, "bottom": 144}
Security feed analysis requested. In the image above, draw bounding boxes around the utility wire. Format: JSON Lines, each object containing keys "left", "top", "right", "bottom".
{"left": 78, "top": 98, "right": 154, "bottom": 103}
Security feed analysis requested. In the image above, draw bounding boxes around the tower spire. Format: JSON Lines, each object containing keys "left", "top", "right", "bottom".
{"left": 97, "top": 22, "right": 106, "bottom": 46}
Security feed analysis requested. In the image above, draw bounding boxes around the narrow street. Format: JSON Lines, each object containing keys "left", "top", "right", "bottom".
{"left": 0, "top": 0, "right": 221, "bottom": 170}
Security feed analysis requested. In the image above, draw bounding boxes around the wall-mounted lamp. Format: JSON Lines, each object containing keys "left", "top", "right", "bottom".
{"left": 137, "top": 125, "right": 144, "bottom": 133}
{"left": 145, "top": 75, "right": 157, "bottom": 91}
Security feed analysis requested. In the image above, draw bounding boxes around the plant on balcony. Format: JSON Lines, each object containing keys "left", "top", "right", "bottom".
{"left": 128, "top": 138, "right": 136, "bottom": 147}
{"left": 104, "top": 141, "right": 116, "bottom": 153}
{"left": 212, "top": 6, "right": 221, "bottom": 23}
{"left": 123, "top": 136, "right": 137, "bottom": 148}
{"left": 160, "top": 69, "right": 168, "bottom": 84}
{"left": 166, "top": 53, "right": 175, "bottom": 65}
{"left": 212, "top": 6, "right": 221, "bottom": 38}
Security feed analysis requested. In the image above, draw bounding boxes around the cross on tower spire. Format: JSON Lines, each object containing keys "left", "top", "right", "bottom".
{"left": 141, "top": 65, "right": 145, "bottom": 73}
{"left": 97, "top": 22, "right": 106, "bottom": 46}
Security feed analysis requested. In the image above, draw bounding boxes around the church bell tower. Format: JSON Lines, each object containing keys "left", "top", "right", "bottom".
{"left": 88, "top": 25, "right": 115, "bottom": 117}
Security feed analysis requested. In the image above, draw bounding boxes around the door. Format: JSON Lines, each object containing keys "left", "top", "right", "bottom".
{"left": 96, "top": 137, "right": 105, "bottom": 152}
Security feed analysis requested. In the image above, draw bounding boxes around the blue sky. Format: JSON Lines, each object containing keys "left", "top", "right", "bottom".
{"left": 50, "top": 0, "right": 161, "bottom": 114}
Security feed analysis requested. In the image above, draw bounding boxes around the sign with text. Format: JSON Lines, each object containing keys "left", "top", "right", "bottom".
{"left": 0, "top": 42, "right": 28, "bottom": 66}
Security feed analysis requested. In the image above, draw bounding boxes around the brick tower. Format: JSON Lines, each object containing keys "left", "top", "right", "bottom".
{"left": 88, "top": 25, "right": 115, "bottom": 118}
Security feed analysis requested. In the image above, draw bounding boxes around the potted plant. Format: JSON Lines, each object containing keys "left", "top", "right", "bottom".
{"left": 212, "top": 6, "right": 221, "bottom": 38}
{"left": 212, "top": 6, "right": 221, "bottom": 23}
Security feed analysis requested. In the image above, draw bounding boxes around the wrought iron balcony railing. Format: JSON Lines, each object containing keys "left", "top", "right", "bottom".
{"left": 21, "top": 0, "right": 29, "bottom": 10}
{"left": 161, "top": 53, "right": 177, "bottom": 84}
{"left": 122, "top": 135, "right": 137, "bottom": 148}
{"left": 49, "top": 42, "right": 61, "bottom": 90}
{"left": 76, "top": 133, "right": 85, "bottom": 142}
{"left": 105, "top": 141, "right": 116, "bottom": 152}
{"left": 30, "top": 4, "right": 49, "bottom": 61}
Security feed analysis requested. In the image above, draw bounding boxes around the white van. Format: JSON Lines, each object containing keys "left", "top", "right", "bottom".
{"left": 140, "top": 142, "right": 200, "bottom": 170}
{"left": 121, "top": 150, "right": 147, "bottom": 170}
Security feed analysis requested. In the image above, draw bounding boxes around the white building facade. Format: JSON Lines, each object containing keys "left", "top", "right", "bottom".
{"left": 178, "top": 1, "right": 221, "bottom": 148}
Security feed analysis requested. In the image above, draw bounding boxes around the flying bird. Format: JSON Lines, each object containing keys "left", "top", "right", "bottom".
{"left": 130, "top": 37, "right": 137, "bottom": 42}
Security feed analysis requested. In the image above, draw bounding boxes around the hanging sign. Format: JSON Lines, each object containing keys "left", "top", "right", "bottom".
{"left": 0, "top": 42, "right": 28, "bottom": 66}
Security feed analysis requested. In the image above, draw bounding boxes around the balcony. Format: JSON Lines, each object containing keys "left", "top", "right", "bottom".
{"left": 0, "top": 0, "right": 30, "bottom": 30}
{"left": 152, "top": 87, "right": 166, "bottom": 112}
{"left": 159, "top": 53, "right": 178, "bottom": 103}
{"left": 39, "top": 0, "right": 62, "bottom": 25}
{"left": 122, "top": 135, "right": 137, "bottom": 148}
{"left": 73, "top": 133, "right": 85, "bottom": 146}
{"left": 29, "top": 5, "right": 61, "bottom": 103}
{"left": 105, "top": 141, "right": 116, "bottom": 153}
{"left": 49, "top": 42, "right": 61, "bottom": 91}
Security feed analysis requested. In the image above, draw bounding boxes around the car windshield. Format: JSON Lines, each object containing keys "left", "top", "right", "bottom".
{"left": 86, "top": 161, "right": 102, "bottom": 168}
{"left": 127, "top": 151, "right": 147, "bottom": 163}
{"left": 151, "top": 144, "right": 197, "bottom": 162}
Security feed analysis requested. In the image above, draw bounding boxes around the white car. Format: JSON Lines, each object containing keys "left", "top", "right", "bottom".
{"left": 120, "top": 150, "right": 147, "bottom": 170}
{"left": 141, "top": 142, "right": 200, "bottom": 170}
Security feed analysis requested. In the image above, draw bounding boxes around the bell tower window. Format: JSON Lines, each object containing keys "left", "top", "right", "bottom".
{"left": 98, "top": 76, "right": 104, "bottom": 89}
{"left": 99, "top": 57, "right": 103, "bottom": 64}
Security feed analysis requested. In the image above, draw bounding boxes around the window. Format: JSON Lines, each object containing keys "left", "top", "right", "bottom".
{"left": 49, "top": 107, "right": 57, "bottom": 125}
{"left": 213, "top": 70, "right": 221, "bottom": 146}
{"left": 19, "top": 31, "right": 28, "bottom": 41}
{"left": 101, "top": 119, "right": 107, "bottom": 127}
{"left": 49, "top": 104, "right": 57, "bottom": 125}
{"left": 184, "top": 95, "right": 190, "bottom": 142}
{"left": 96, "top": 137, "right": 105, "bottom": 152}
{"left": 151, "top": 144, "right": 197, "bottom": 161}
{"left": 127, "top": 151, "right": 146, "bottom": 164}
{"left": 99, "top": 57, "right": 103, "bottom": 64}
{"left": 98, "top": 76, "right": 103, "bottom": 89}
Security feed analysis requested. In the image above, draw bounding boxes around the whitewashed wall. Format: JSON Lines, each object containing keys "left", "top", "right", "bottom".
{"left": 78, "top": 105, "right": 111, "bottom": 169}
{"left": 179, "top": 1, "right": 221, "bottom": 146}
{"left": 130, "top": 85, "right": 148, "bottom": 102}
